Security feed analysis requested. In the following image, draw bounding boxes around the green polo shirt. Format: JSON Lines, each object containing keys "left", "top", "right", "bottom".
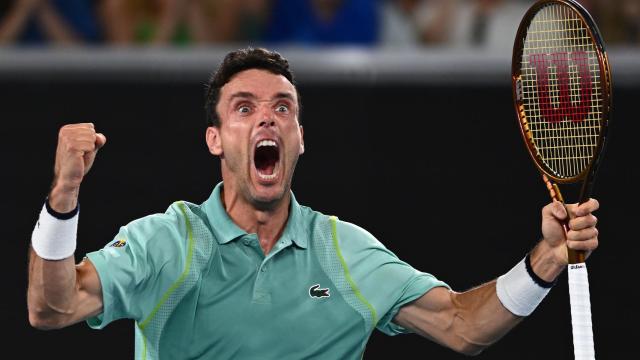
{"left": 86, "top": 182, "right": 448, "bottom": 359}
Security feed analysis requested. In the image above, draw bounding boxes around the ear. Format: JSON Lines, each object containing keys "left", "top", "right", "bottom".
{"left": 299, "top": 125, "right": 305, "bottom": 155}
{"left": 206, "top": 126, "right": 223, "bottom": 156}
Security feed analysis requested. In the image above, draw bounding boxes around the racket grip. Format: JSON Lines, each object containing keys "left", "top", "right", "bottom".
{"left": 568, "top": 263, "right": 595, "bottom": 360}
{"left": 542, "top": 175, "right": 587, "bottom": 264}
{"left": 568, "top": 249, "right": 586, "bottom": 264}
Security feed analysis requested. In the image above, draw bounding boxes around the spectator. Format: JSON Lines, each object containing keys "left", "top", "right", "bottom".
{"left": 0, "top": 0, "right": 102, "bottom": 45}
{"left": 590, "top": 0, "right": 640, "bottom": 46}
{"left": 397, "top": 0, "right": 528, "bottom": 50}
{"left": 231, "top": 0, "right": 271, "bottom": 42}
{"left": 621, "top": 0, "right": 640, "bottom": 45}
{"left": 99, "top": 0, "right": 269, "bottom": 46}
{"left": 379, "top": 0, "right": 456, "bottom": 47}
{"left": 264, "top": 0, "right": 379, "bottom": 46}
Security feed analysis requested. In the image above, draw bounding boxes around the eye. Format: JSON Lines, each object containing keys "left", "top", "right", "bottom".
{"left": 237, "top": 105, "right": 251, "bottom": 114}
{"left": 276, "top": 104, "right": 289, "bottom": 113}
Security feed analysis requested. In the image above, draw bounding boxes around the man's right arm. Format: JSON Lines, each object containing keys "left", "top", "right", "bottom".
{"left": 27, "top": 123, "right": 106, "bottom": 329}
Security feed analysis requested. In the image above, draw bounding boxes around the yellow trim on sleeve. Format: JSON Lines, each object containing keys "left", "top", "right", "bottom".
{"left": 329, "top": 216, "right": 378, "bottom": 329}
{"left": 138, "top": 201, "right": 195, "bottom": 330}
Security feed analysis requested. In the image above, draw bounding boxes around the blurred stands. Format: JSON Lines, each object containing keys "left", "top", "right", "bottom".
{"left": 1, "top": 0, "right": 638, "bottom": 48}
{"left": 0, "top": 0, "right": 638, "bottom": 85}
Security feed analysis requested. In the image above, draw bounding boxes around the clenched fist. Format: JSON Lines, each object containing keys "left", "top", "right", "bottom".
{"left": 540, "top": 199, "right": 599, "bottom": 265}
{"left": 49, "top": 123, "right": 106, "bottom": 212}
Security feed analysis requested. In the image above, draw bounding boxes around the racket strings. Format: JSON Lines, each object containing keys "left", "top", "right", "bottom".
{"left": 519, "top": 4, "right": 603, "bottom": 179}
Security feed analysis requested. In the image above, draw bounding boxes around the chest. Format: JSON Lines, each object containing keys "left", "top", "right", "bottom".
{"left": 161, "top": 236, "right": 368, "bottom": 358}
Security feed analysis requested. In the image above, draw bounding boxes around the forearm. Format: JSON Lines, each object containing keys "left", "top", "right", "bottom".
{"left": 448, "top": 282, "right": 522, "bottom": 353}
{"left": 28, "top": 248, "right": 79, "bottom": 328}
{"left": 397, "top": 283, "right": 521, "bottom": 355}
{"left": 28, "top": 184, "right": 80, "bottom": 328}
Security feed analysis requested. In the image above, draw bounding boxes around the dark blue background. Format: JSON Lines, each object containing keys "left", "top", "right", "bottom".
{"left": 3, "top": 77, "right": 635, "bottom": 359}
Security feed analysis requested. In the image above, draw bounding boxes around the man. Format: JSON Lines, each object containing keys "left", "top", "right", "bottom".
{"left": 28, "top": 48, "right": 600, "bottom": 359}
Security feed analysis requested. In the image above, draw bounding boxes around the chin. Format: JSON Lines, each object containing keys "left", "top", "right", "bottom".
{"left": 250, "top": 186, "right": 287, "bottom": 210}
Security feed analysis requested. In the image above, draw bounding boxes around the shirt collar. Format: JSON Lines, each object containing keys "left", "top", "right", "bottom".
{"left": 202, "top": 182, "right": 308, "bottom": 249}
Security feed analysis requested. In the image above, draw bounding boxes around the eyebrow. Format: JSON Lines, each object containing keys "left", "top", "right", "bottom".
{"left": 273, "top": 92, "right": 296, "bottom": 102}
{"left": 228, "top": 91, "right": 296, "bottom": 102}
{"left": 228, "top": 91, "right": 257, "bottom": 101}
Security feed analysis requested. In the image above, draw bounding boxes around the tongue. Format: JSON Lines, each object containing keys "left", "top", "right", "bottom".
{"left": 259, "top": 164, "right": 275, "bottom": 175}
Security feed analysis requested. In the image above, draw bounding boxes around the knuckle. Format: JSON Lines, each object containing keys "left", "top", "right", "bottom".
{"left": 568, "top": 218, "right": 578, "bottom": 230}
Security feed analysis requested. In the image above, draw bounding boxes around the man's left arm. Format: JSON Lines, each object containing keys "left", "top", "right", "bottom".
{"left": 393, "top": 199, "right": 600, "bottom": 355}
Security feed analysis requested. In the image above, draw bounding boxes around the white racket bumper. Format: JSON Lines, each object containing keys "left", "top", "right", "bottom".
{"left": 568, "top": 263, "right": 595, "bottom": 360}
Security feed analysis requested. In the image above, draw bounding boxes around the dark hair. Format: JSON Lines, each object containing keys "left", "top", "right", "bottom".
{"left": 204, "top": 47, "right": 298, "bottom": 127}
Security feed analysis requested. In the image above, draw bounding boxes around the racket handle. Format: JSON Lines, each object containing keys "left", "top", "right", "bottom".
{"left": 568, "top": 249, "right": 586, "bottom": 264}
{"left": 568, "top": 263, "right": 596, "bottom": 360}
{"left": 542, "top": 175, "right": 587, "bottom": 264}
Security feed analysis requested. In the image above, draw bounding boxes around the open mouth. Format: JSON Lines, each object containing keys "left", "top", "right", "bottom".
{"left": 254, "top": 139, "right": 280, "bottom": 180}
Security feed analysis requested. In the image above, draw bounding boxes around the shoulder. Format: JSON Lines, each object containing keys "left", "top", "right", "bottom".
{"left": 332, "top": 217, "right": 387, "bottom": 255}
{"left": 123, "top": 202, "right": 188, "bottom": 234}
{"left": 303, "top": 209, "right": 388, "bottom": 257}
{"left": 108, "top": 201, "right": 203, "bottom": 251}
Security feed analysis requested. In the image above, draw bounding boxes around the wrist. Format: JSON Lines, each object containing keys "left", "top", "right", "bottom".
{"left": 31, "top": 200, "right": 78, "bottom": 260}
{"left": 525, "top": 253, "right": 557, "bottom": 288}
{"left": 48, "top": 182, "right": 79, "bottom": 213}
{"left": 530, "top": 240, "right": 565, "bottom": 282}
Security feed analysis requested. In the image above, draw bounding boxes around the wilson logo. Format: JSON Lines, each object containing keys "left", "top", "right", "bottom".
{"left": 529, "top": 51, "right": 593, "bottom": 123}
{"left": 309, "top": 284, "right": 330, "bottom": 298}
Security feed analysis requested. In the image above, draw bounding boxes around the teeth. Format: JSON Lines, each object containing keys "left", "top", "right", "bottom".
{"left": 258, "top": 172, "right": 278, "bottom": 180}
{"left": 257, "top": 171, "right": 278, "bottom": 180}
{"left": 257, "top": 140, "right": 277, "bottom": 148}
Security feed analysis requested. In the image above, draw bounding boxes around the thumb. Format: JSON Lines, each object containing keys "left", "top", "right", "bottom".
{"left": 545, "top": 200, "right": 568, "bottom": 221}
{"left": 95, "top": 133, "right": 107, "bottom": 151}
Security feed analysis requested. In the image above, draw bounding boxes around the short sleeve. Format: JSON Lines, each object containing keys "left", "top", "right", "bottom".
{"left": 335, "top": 220, "right": 449, "bottom": 336}
{"left": 85, "top": 204, "right": 188, "bottom": 329}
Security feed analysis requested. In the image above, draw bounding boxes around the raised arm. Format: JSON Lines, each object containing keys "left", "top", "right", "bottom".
{"left": 28, "top": 123, "right": 107, "bottom": 329}
{"left": 393, "top": 200, "right": 600, "bottom": 355}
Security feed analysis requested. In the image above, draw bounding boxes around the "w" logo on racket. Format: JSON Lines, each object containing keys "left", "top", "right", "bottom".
{"left": 529, "top": 51, "right": 593, "bottom": 123}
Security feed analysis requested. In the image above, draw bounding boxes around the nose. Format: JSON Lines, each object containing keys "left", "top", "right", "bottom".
{"left": 257, "top": 104, "right": 276, "bottom": 128}
{"left": 259, "top": 119, "right": 276, "bottom": 128}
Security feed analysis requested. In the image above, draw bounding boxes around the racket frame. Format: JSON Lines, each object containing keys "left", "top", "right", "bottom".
{"left": 512, "top": 0, "right": 612, "bottom": 192}
{"left": 511, "top": 0, "right": 612, "bottom": 264}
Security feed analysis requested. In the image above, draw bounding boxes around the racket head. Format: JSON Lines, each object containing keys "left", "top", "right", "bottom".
{"left": 512, "top": 0, "right": 612, "bottom": 184}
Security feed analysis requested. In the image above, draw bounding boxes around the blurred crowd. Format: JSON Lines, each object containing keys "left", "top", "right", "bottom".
{"left": 0, "top": 0, "right": 638, "bottom": 48}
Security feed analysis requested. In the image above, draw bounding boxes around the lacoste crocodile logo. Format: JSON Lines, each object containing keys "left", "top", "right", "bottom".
{"left": 309, "top": 284, "right": 330, "bottom": 298}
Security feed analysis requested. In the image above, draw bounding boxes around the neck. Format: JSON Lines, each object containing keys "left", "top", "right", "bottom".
{"left": 221, "top": 186, "right": 291, "bottom": 255}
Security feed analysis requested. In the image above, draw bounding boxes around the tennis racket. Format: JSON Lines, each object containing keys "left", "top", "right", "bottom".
{"left": 511, "top": 1, "right": 612, "bottom": 359}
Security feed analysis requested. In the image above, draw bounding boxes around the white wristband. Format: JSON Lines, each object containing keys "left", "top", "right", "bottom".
{"left": 31, "top": 201, "right": 78, "bottom": 260}
{"left": 496, "top": 256, "right": 552, "bottom": 316}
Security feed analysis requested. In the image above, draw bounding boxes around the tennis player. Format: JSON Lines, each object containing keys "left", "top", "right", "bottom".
{"left": 28, "top": 48, "right": 600, "bottom": 359}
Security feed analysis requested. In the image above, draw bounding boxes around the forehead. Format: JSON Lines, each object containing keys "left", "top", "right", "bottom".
{"left": 220, "top": 69, "right": 297, "bottom": 101}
